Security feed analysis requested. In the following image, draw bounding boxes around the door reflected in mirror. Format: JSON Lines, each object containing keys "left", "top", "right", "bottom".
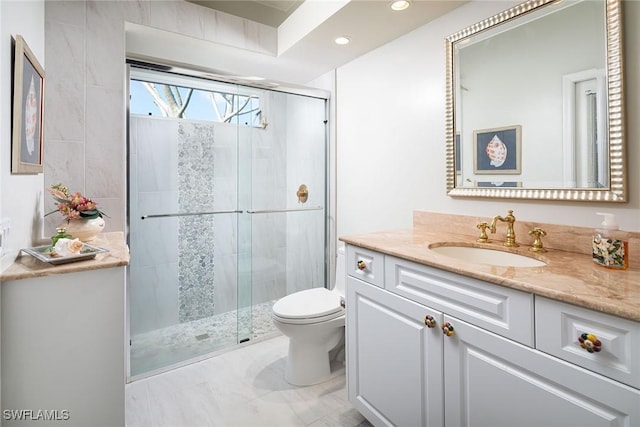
{"left": 445, "top": 0, "right": 626, "bottom": 202}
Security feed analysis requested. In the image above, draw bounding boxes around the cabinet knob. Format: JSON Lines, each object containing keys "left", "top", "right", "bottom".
{"left": 356, "top": 260, "right": 367, "bottom": 271}
{"left": 578, "top": 333, "right": 602, "bottom": 353}
{"left": 424, "top": 315, "right": 437, "bottom": 328}
{"left": 442, "top": 322, "right": 455, "bottom": 336}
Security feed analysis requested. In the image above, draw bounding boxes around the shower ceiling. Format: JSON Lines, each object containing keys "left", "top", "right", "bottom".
{"left": 180, "top": 0, "right": 468, "bottom": 83}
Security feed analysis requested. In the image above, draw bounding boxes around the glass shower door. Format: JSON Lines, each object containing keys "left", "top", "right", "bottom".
{"left": 246, "top": 91, "right": 328, "bottom": 327}
{"left": 128, "top": 71, "right": 250, "bottom": 377}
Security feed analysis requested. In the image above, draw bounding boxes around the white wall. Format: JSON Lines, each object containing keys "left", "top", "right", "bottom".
{"left": 0, "top": 0, "right": 45, "bottom": 417}
{"left": 337, "top": 0, "right": 640, "bottom": 238}
{"left": 0, "top": 1, "right": 45, "bottom": 270}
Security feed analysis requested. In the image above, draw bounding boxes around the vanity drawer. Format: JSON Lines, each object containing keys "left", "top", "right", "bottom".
{"left": 346, "top": 245, "right": 385, "bottom": 288}
{"left": 385, "top": 255, "right": 534, "bottom": 346}
{"left": 536, "top": 296, "right": 640, "bottom": 389}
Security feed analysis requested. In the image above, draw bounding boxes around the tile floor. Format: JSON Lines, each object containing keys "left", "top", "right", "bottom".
{"left": 126, "top": 335, "right": 371, "bottom": 427}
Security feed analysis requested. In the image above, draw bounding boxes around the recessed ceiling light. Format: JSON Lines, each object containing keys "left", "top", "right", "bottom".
{"left": 334, "top": 36, "right": 351, "bottom": 45}
{"left": 390, "top": 0, "right": 411, "bottom": 11}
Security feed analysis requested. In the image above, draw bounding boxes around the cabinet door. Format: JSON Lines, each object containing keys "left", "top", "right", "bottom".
{"left": 347, "top": 277, "right": 444, "bottom": 427}
{"left": 444, "top": 315, "right": 640, "bottom": 427}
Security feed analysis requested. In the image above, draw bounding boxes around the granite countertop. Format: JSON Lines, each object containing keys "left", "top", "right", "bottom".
{"left": 1, "top": 232, "right": 130, "bottom": 282}
{"left": 340, "top": 224, "right": 640, "bottom": 322}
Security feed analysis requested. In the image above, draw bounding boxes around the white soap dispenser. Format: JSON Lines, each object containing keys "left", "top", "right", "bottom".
{"left": 592, "top": 213, "right": 629, "bottom": 270}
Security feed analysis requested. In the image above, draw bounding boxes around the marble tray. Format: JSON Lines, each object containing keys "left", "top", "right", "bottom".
{"left": 21, "top": 243, "right": 109, "bottom": 265}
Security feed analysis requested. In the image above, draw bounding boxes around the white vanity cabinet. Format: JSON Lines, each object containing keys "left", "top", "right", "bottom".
{"left": 444, "top": 315, "right": 639, "bottom": 427}
{"left": 2, "top": 267, "right": 126, "bottom": 427}
{"left": 345, "top": 245, "right": 640, "bottom": 427}
{"left": 347, "top": 276, "right": 444, "bottom": 426}
{"left": 0, "top": 233, "right": 128, "bottom": 427}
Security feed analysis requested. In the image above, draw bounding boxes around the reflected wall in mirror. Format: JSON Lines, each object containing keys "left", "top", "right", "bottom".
{"left": 445, "top": 0, "right": 626, "bottom": 202}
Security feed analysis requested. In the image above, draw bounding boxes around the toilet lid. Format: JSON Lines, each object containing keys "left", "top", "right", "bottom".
{"left": 272, "top": 288, "right": 343, "bottom": 320}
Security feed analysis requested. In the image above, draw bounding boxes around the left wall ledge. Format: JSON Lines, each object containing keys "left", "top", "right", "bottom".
{"left": 0, "top": 232, "right": 130, "bottom": 281}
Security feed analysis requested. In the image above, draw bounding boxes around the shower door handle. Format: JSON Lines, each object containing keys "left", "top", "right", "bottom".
{"left": 141, "top": 210, "right": 243, "bottom": 220}
{"left": 246, "top": 207, "right": 323, "bottom": 214}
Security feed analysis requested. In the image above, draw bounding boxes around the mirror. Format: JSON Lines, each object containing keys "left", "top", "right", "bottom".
{"left": 445, "top": 0, "right": 626, "bottom": 202}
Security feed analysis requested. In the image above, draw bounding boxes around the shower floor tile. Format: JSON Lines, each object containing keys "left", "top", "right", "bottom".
{"left": 130, "top": 300, "right": 279, "bottom": 377}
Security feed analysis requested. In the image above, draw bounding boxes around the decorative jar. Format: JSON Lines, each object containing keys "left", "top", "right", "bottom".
{"left": 59, "top": 217, "right": 105, "bottom": 242}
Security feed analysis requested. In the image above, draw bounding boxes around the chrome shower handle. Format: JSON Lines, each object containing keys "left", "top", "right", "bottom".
{"left": 141, "top": 210, "right": 243, "bottom": 220}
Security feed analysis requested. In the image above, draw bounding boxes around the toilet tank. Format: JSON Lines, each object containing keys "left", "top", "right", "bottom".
{"left": 333, "top": 246, "right": 346, "bottom": 296}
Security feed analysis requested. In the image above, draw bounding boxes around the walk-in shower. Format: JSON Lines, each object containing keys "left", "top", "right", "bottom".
{"left": 127, "top": 65, "right": 329, "bottom": 378}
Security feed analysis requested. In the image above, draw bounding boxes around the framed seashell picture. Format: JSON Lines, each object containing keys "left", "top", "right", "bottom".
{"left": 11, "top": 35, "right": 45, "bottom": 174}
{"left": 473, "top": 125, "right": 521, "bottom": 174}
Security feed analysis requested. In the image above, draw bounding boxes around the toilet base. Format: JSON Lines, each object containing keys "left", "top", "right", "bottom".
{"left": 285, "top": 339, "right": 344, "bottom": 386}
{"left": 279, "top": 323, "right": 345, "bottom": 386}
{"left": 291, "top": 357, "right": 346, "bottom": 386}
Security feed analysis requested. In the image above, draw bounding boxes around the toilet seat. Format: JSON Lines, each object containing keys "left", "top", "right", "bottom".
{"left": 272, "top": 288, "right": 344, "bottom": 325}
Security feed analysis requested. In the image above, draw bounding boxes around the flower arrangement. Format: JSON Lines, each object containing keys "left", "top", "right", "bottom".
{"left": 46, "top": 183, "right": 106, "bottom": 222}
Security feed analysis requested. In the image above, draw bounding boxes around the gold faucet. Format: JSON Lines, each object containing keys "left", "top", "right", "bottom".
{"left": 490, "top": 210, "right": 519, "bottom": 247}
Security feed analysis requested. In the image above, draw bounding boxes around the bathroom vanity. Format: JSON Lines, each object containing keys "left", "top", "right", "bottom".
{"left": 341, "top": 212, "right": 640, "bottom": 427}
{"left": 0, "top": 233, "right": 129, "bottom": 427}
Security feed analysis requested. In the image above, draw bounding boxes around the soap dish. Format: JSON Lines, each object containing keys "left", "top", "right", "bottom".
{"left": 21, "top": 243, "right": 109, "bottom": 265}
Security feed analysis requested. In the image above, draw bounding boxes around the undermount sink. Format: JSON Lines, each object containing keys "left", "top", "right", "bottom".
{"left": 428, "top": 244, "right": 547, "bottom": 267}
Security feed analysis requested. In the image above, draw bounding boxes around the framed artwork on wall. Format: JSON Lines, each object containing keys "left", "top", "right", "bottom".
{"left": 12, "top": 34, "right": 45, "bottom": 174}
{"left": 473, "top": 125, "right": 521, "bottom": 175}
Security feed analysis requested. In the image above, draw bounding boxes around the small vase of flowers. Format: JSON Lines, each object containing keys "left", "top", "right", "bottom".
{"left": 46, "top": 183, "right": 107, "bottom": 242}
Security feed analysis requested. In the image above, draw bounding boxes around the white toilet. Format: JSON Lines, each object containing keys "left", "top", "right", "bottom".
{"left": 271, "top": 246, "right": 346, "bottom": 386}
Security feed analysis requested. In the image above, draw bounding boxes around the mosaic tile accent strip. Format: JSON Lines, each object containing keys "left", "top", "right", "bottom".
{"left": 178, "top": 122, "right": 217, "bottom": 322}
